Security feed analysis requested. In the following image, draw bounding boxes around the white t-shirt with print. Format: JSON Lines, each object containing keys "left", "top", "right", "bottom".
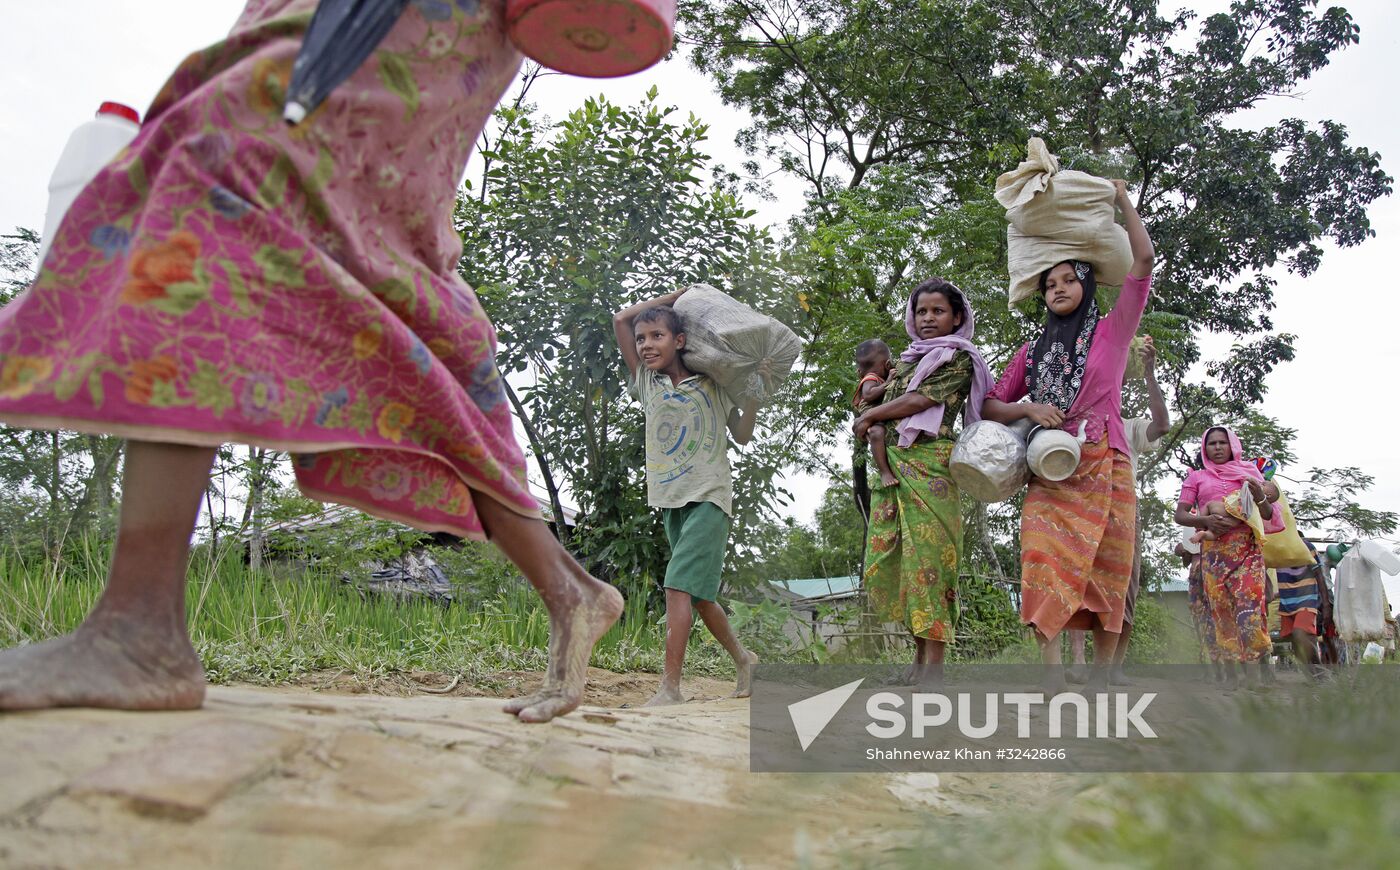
{"left": 630, "top": 367, "right": 735, "bottom": 516}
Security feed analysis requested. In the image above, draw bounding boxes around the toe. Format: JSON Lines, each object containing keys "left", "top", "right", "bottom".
{"left": 517, "top": 691, "right": 580, "bottom": 723}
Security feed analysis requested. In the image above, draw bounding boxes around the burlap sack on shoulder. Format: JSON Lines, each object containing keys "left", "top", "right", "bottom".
{"left": 673, "top": 283, "right": 801, "bottom": 406}
{"left": 996, "top": 138, "right": 1133, "bottom": 304}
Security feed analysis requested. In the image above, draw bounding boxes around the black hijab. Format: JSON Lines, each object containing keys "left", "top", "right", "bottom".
{"left": 1026, "top": 260, "right": 1099, "bottom": 412}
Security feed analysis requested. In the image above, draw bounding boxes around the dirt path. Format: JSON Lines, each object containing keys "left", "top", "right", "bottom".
{"left": 0, "top": 671, "right": 1077, "bottom": 868}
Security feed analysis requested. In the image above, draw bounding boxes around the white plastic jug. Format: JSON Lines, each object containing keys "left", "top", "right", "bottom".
{"left": 37, "top": 102, "right": 141, "bottom": 265}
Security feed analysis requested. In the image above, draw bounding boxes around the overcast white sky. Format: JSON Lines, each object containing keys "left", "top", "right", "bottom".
{"left": 2, "top": 2, "right": 1396, "bottom": 576}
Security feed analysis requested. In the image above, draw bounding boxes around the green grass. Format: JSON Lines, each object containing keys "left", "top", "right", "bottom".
{"left": 838, "top": 667, "right": 1400, "bottom": 869}
{"left": 6, "top": 540, "right": 1400, "bottom": 866}
{"left": 0, "top": 539, "right": 732, "bottom": 685}
{"left": 856, "top": 771, "right": 1400, "bottom": 869}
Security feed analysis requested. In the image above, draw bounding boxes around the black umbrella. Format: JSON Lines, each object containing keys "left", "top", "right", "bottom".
{"left": 283, "top": 0, "right": 411, "bottom": 124}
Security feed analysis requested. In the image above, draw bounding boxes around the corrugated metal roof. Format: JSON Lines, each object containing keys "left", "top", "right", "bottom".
{"left": 769, "top": 576, "right": 861, "bottom": 599}
{"left": 236, "top": 493, "right": 571, "bottom": 543}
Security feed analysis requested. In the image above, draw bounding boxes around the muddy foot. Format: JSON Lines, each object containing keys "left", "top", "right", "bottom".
{"left": 502, "top": 684, "right": 557, "bottom": 716}
{"left": 513, "top": 578, "right": 624, "bottom": 724}
{"left": 1064, "top": 665, "right": 1089, "bottom": 685}
{"left": 642, "top": 684, "right": 685, "bottom": 707}
{"left": 1083, "top": 669, "right": 1110, "bottom": 695}
{"left": 1109, "top": 667, "right": 1133, "bottom": 687}
{"left": 0, "top": 619, "right": 205, "bottom": 712}
{"left": 731, "top": 650, "right": 759, "bottom": 699}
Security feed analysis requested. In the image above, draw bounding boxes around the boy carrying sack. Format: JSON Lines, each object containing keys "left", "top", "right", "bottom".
{"left": 613, "top": 287, "right": 767, "bottom": 706}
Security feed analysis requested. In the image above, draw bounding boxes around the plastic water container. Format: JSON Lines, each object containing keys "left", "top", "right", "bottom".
{"left": 505, "top": 0, "right": 675, "bottom": 78}
{"left": 37, "top": 101, "right": 141, "bottom": 264}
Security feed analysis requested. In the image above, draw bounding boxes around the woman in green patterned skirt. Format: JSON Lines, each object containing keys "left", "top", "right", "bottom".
{"left": 853, "top": 279, "right": 992, "bottom": 686}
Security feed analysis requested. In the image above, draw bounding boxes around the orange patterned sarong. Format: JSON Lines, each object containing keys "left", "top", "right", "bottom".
{"left": 1019, "top": 437, "right": 1135, "bottom": 637}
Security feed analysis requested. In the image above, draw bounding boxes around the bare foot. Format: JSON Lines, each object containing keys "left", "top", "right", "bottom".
{"left": 731, "top": 650, "right": 759, "bottom": 698}
{"left": 0, "top": 617, "right": 204, "bottom": 711}
{"left": 502, "top": 683, "right": 556, "bottom": 715}
{"left": 1083, "top": 668, "right": 1110, "bottom": 695}
{"left": 1109, "top": 667, "right": 1133, "bottom": 687}
{"left": 878, "top": 470, "right": 899, "bottom": 489}
{"left": 1039, "top": 666, "right": 1068, "bottom": 697}
{"left": 880, "top": 663, "right": 919, "bottom": 687}
{"left": 914, "top": 664, "right": 945, "bottom": 692}
{"left": 1064, "top": 664, "right": 1089, "bottom": 685}
{"left": 512, "top": 575, "right": 624, "bottom": 724}
{"left": 502, "top": 614, "right": 568, "bottom": 715}
{"left": 1223, "top": 667, "right": 1240, "bottom": 693}
{"left": 643, "top": 683, "right": 685, "bottom": 707}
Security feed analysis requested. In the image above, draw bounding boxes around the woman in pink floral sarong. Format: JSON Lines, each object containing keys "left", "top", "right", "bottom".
{"left": 0, "top": 0, "right": 621, "bottom": 722}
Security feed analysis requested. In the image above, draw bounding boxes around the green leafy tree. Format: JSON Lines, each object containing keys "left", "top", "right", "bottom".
{"left": 729, "top": 478, "right": 867, "bottom": 589}
{"left": 1, "top": 228, "right": 124, "bottom": 552}
{"left": 456, "top": 85, "right": 796, "bottom": 598}
{"left": 682, "top": 0, "right": 1393, "bottom": 579}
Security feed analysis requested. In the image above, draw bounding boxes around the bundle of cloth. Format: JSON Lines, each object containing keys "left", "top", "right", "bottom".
{"left": 995, "top": 137, "right": 1133, "bottom": 305}
{"left": 674, "top": 283, "right": 801, "bottom": 405}
{"left": 1335, "top": 540, "right": 1400, "bottom": 643}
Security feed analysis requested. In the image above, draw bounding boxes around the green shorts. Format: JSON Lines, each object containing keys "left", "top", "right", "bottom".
{"left": 662, "top": 501, "right": 731, "bottom": 602}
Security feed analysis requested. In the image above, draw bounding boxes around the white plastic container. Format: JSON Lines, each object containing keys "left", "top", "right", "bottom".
{"left": 37, "top": 101, "right": 141, "bottom": 264}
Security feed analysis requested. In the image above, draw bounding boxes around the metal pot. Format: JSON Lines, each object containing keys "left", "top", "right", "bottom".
{"left": 1025, "top": 421, "right": 1088, "bottom": 482}
{"left": 949, "top": 420, "right": 1030, "bottom": 502}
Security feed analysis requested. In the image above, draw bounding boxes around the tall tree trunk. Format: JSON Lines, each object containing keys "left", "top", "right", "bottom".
{"left": 47, "top": 430, "right": 61, "bottom": 550}
{"left": 206, "top": 485, "right": 218, "bottom": 553}
{"left": 852, "top": 444, "right": 871, "bottom": 526}
{"left": 504, "top": 380, "right": 570, "bottom": 544}
{"left": 70, "top": 437, "right": 122, "bottom": 537}
{"left": 243, "top": 447, "right": 268, "bottom": 572}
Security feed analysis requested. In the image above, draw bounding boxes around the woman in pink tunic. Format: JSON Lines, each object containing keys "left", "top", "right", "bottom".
{"left": 982, "top": 179, "right": 1154, "bottom": 692}
{"left": 1174, "top": 426, "right": 1279, "bottom": 690}
{"left": 0, "top": 0, "right": 621, "bottom": 722}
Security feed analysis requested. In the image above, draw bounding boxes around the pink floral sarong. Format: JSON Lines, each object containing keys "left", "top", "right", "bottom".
{"left": 0, "top": 0, "right": 537, "bottom": 539}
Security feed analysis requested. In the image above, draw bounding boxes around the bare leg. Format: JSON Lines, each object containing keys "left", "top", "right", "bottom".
{"left": 868, "top": 426, "right": 898, "bottom": 489}
{"left": 1085, "top": 618, "right": 1119, "bottom": 693}
{"left": 1036, "top": 629, "right": 1067, "bottom": 695}
{"left": 1065, "top": 630, "right": 1088, "bottom": 683}
{"left": 1257, "top": 651, "right": 1275, "bottom": 686}
{"left": 1110, "top": 621, "right": 1134, "bottom": 685}
{"left": 479, "top": 497, "right": 623, "bottom": 723}
{"left": 913, "top": 637, "right": 945, "bottom": 690}
{"left": 1291, "top": 629, "right": 1322, "bottom": 678}
{"left": 1222, "top": 660, "right": 1240, "bottom": 692}
{"left": 0, "top": 441, "right": 213, "bottom": 711}
{"left": 694, "top": 599, "right": 759, "bottom": 698}
{"left": 1191, "top": 502, "right": 1226, "bottom": 543}
{"left": 644, "top": 589, "right": 691, "bottom": 706}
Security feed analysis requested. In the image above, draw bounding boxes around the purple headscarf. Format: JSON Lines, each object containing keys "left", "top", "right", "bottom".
{"left": 895, "top": 282, "right": 995, "bottom": 448}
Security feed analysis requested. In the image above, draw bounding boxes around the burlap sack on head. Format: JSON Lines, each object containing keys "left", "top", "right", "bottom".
{"left": 996, "top": 138, "right": 1133, "bottom": 304}
{"left": 673, "top": 283, "right": 801, "bottom": 406}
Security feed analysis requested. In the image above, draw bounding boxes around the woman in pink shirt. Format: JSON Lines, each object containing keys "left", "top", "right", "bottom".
{"left": 1175, "top": 427, "right": 1279, "bottom": 689}
{"left": 982, "top": 180, "right": 1154, "bottom": 693}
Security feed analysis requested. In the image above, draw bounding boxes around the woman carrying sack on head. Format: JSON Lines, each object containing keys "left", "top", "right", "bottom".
{"left": 981, "top": 180, "right": 1154, "bottom": 694}
{"left": 854, "top": 279, "right": 992, "bottom": 689}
